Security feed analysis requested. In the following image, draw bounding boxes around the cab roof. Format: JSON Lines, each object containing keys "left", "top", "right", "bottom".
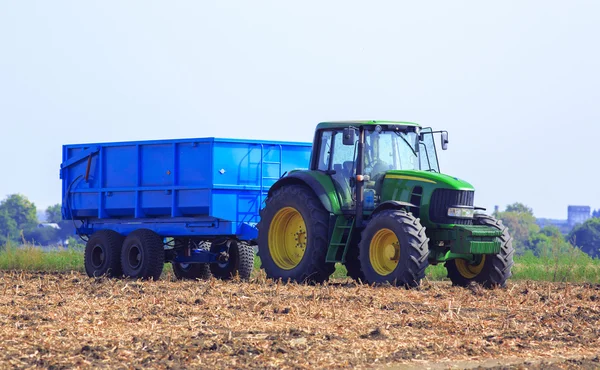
{"left": 316, "top": 120, "right": 420, "bottom": 130}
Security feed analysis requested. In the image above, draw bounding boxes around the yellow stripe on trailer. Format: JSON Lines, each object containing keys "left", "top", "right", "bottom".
{"left": 385, "top": 174, "right": 437, "bottom": 184}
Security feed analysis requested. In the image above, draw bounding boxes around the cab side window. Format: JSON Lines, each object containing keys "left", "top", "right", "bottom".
{"left": 317, "top": 131, "right": 333, "bottom": 171}
{"left": 330, "top": 131, "right": 357, "bottom": 209}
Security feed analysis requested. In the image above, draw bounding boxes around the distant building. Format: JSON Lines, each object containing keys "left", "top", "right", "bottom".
{"left": 536, "top": 205, "right": 591, "bottom": 234}
{"left": 37, "top": 223, "right": 60, "bottom": 229}
{"left": 567, "top": 206, "right": 591, "bottom": 227}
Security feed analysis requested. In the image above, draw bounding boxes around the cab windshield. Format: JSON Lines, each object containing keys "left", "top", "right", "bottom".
{"left": 364, "top": 128, "right": 440, "bottom": 179}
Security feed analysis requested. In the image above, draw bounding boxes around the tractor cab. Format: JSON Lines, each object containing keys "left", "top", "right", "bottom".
{"left": 310, "top": 121, "right": 446, "bottom": 215}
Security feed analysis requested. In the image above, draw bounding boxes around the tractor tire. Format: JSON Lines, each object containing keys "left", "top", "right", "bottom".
{"left": 357, "top": 210, "right": 429, "bottom": 287}
{"left": 257, "top": 185, "right": 335, "bottom": 284}
{"left": 445, "top": 214, "right": 514, "bottom": 288}
{"left": 121, "top": 229, "right": 165, "bottom": 280}
{"left": 84, "top": 230, "right": 124, "bottom": 278}
{"left": 344, "top": 243, "right": 366, "bottom": 283}
{"left": 209, "top": 241, "right": 254, "bottom": 280}
{"left": 173, "top": 263, "right": 212, "bottom": 280}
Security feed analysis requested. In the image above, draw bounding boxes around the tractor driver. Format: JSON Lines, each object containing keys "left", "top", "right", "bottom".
{"left": 364, "top": 129, "right": 391, "bottom": 182}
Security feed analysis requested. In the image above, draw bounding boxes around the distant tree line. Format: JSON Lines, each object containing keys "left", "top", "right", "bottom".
{"left": 2, "top": 193, "right": 599, "bottom": 257}
{"left": 0, "top": 194, "right": 75, "bottom": 246}
{"left": 494, "top": 202, "right": 600, "bottom": 258}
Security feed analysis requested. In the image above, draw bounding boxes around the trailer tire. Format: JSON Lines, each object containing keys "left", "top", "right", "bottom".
{"left": 209, "top": 241, "right": 254, "bottom": 280}
{"left": 85, "top": 230, "right": 124, "bottom": 278}
{"left": 357, "top": 210, "right": 429, "bottom": 287}
{"left": 172, "top": 240, "right": 212, "bottom": 280}
{"left": 445, "top": 214, "right": 514, "bottom": 288}
{"left": 121, "top": 229, "right": 165, "bottom": 280}
{"left": 257, "top": 185, "right": 335, "bottom": 284}
{"left": 173, "top": 263, "right": 212, "bottom": 280}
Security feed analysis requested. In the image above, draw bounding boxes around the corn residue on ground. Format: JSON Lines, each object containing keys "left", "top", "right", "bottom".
{"left": 0, "top": 271, "right": 599, "bottom": 369}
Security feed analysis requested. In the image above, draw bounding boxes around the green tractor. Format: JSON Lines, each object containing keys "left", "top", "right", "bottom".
{"left": 257, "top": 121, "right": 514, "bottom": 288}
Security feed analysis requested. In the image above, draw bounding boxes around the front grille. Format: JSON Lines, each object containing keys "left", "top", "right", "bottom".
{"left": 429, "top": 189, "right": 474, "bottom": 225}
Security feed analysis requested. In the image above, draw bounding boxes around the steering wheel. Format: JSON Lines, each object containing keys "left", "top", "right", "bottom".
{"left": 366, "top": 160, "right": 391, "bottom": 183}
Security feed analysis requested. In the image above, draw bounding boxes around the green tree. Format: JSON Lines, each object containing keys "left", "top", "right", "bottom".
{"left": 48, "top": 204, "right": 76, "bottom": 242}
{"left": 505, "top": 202, "right": 534, "bottom": 214}
{"left": 494, "top": 202, "right": 539, "bottom": 254}
{"left": 568, "top": 218, "right": 600, "bottom": 258}
{"left": 0, "top": 194, "right": 38, "bottom": 231}
{"left": 45, "top": 204, "right": 62, "bottom": 224}
{"left": 23, "top": 227, "right": 60, "bottom": 246}
{"left": 529, "top": 226, "right": 570, "bottom": 256}
{"left": 0, "top": 209, "right": 18, "bottom": 245}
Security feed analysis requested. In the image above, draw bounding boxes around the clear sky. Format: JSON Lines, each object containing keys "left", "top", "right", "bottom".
{"left": 1, "top": 1, "right": 598, "bottom": 219}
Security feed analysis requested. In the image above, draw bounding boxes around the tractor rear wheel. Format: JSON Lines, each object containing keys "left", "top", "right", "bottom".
{"left": 258, "top": 185, "right": 335, "bottom": 284}
{"left": 121, "top": 229, "right": 165, "bottom": 280}
{"left": 84, "top": 230, "right": 124, "bottom": 278}
{"left": 357, "top": 209, "right": 429, "bottom": 287}
{"left": 445, "top": 214, "right": 514, "bottom": 288}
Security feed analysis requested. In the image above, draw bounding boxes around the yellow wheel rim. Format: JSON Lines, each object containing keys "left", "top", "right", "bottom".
{"left": 369, "top": 228, "right": 400, "bottom": 276}
{"left": 268, "top": 207, "right": 307, "bottom": 270}
{"left": 455, "top": 256, "right": 486, "bottom": 279}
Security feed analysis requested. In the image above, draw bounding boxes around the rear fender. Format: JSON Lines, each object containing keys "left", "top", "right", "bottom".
{"left": 268, "top": 172, "right": 340, "bottom": 214}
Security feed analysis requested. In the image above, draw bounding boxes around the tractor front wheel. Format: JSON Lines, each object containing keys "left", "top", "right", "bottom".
{"left": 445, "top": 214, "right": 514, "bottom": 288}
{"left": 357, "top": 209, "right": 429, "bottom": 287}
{"left": 258, "top": 185, "right": 334, "bottom": 284}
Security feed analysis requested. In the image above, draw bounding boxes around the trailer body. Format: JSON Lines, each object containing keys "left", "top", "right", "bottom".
{"left": 61, "top": 137, "right": 311, "bottom": 243}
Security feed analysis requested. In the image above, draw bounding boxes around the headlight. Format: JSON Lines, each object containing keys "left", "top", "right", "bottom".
{"left": 447, "top": 207, "right": 474, "bottom": 218}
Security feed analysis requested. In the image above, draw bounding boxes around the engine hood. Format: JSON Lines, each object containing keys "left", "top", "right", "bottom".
{"left": 384, "top": 170, "right": 474, "bottom": 191}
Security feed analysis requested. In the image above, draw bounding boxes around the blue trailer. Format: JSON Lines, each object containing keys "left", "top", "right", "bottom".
{"left": 60, "top": 137, "right": 311, "bottom": 280}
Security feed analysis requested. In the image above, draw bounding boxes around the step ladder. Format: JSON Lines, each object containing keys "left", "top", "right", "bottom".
{"left": 326, "top": 216, "right": 355, "bottom": 263}
{"left": 259, "top": 144, "right": 283, "bottom": 207}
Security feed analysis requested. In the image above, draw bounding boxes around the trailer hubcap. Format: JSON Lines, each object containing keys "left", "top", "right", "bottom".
{"left": 455, "top": 256, "right": 486, "bottom": 279}
{"left": 91, "top": 245, "right": 105, "bottom": 268}
{"left": 369, "top": 228, "right": 400, "bottom": 276}
{"left": 269, "top": 207, "right": 307, "bottom": 270}
{"left": 127, "top": 245, "right": 143, "bottom": 269}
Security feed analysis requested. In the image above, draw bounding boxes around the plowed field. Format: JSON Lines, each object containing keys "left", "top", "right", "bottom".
{"left": 1, "top": 271, "right": 599, "bottom": 369}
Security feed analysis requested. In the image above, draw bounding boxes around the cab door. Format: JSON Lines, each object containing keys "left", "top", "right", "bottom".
{"left": 315, "top": 130, "right": 358, "bottom": 210}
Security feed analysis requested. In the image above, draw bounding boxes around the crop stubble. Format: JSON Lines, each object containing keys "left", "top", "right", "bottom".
{"left": 0, "top": 271, "right": 599, "bottom": 369}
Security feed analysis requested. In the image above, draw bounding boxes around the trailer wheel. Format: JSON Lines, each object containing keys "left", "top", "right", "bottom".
{"left": 357, "top": 210, "right": 429, "bottom": 287}
{"left": 445, "top": 214, "right": 514, "bottom": 288}
{"left": 84, "top": 230, "right": 124, "bottom": 278}
{"left": 172, "top": 240, "right": 212, "bottom": 280}
{"left": 209, "top": 241, "right": 254, "bottom": 280}
{"left": 173, "top": 263, "right": 212, "bottom": 280}
{"left": 121, "top": 229, "right": 165, "bottom": 280}
{"left": 257, "top": 185, "right": 335, "bottom": 284}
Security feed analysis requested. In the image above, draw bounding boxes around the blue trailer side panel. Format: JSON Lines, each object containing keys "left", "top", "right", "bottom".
{"left": 61, "top": 137, "right": 311, "bottom": 240}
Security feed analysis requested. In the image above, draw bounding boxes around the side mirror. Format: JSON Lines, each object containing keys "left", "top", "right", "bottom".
{"left": 441, "top": 131, "right": 449, "bottom": 150}
{"left": 342, "top": 127, "right": 355, "bottom": 146}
